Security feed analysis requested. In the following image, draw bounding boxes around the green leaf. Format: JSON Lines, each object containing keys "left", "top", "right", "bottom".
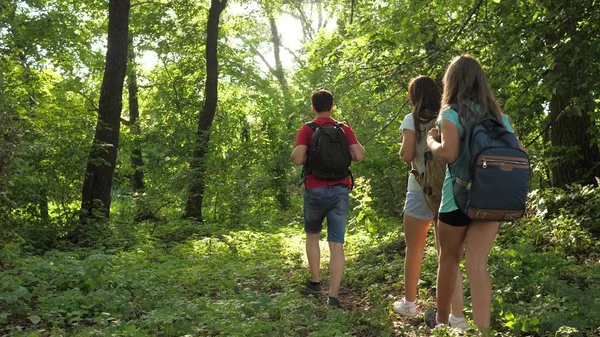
{"left": 28, "top": 315, "right": 41, "bottom": 324}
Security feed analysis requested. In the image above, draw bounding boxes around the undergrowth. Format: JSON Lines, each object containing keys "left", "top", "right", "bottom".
{"left": 1, "top": 184, "right": 599, "bottom": 336}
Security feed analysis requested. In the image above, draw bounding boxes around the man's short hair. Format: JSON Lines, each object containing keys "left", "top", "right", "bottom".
{"left": 312, "top": 89, "right": 334, "bottom": 113}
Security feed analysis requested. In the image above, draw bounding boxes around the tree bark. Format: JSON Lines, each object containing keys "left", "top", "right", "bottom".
{"left": 80, "top": 0, "right": 130, "bottom": 223}
{"left": 127, "top": 40, "right": 145, "bottom": 192}
{"left": 268, "top": 15, "right": 288, "bottom": 93}
{"left": 549, "top": 76, "right": 600, "bottom": 187}
{"left": 548, "top": 5, "right": 600, "bottom": 187}
{"left": 264, "top": 6, "right": 292, "bottom": 211}
{"left": 185, "top": 0, "right": 227, "bottom": 220}
{"left": 127, "top": 38, "right": 156, "bottom": 221}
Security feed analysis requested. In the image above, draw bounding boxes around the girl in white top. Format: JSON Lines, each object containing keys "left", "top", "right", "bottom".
{"left": 394, "top": 76, "right": 466, "bottom": 329}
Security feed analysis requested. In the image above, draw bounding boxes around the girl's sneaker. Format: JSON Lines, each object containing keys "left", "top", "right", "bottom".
{"left": 449, "top": 314, "right": 468, "bottom": 329}
{"left": 305, "top": 279, "right": 321, "bottom": 293}
{"left": 327, "top": 296, "right": 341, "bottom": 308}
{"left": 424, "top": 308, "right": 442, "bottom": 328}
{"left": 392, "top": 300, "right": 418, "bottom": 317}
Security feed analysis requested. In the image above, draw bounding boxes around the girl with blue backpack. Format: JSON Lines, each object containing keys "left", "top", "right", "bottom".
{"left": 424, "top": 55, "right": 526, "bottom": 333}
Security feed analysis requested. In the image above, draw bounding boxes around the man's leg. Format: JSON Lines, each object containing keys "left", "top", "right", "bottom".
{"left": 325, "top": 186, "right": 349, "bottom": 300}
{"left": 304, "top": 188, "right": 327, "bottom": 284}
{"left": 306, "top": 233, "right": 321, "bottom": 282}
{"left": 328, "top": 241, "right": 344, "bottom": 298}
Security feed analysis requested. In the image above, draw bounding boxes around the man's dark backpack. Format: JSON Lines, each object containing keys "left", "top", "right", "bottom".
{"left": 453, "top": 115, "right": 530, "bottom": 221}
{"left": 303, "top": 121, "right": 353, "bottom": 184}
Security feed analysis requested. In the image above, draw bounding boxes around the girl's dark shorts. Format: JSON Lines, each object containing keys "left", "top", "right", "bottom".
{"left": 439, "top": 209, "right": 471, "bottom": 227}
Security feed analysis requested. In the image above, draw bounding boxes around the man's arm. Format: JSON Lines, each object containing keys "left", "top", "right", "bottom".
{"left": 350, "top": 143, "right": 365, "bottom": 162}
{"left": 291, "top": 145, "right": 307, "bottom": 166}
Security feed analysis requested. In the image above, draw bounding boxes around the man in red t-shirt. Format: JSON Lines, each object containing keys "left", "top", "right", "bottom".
{"left": 291, "top": 89, "right": 365, "bottom": 308}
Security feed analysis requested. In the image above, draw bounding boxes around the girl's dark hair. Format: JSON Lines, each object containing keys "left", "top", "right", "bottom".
{"left": 408, "top": 76, "right": 441, "bottom": 141}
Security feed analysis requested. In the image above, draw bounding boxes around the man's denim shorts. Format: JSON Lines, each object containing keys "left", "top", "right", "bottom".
{"left": 403, "top": 190, "right": 436, "bottom": 221}
{"left": 303, "top": 185, "right": 349, "bottom": 243}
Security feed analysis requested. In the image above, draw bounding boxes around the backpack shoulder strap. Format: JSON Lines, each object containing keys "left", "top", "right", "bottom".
{"left": 305, "top": 121, "right": 319, "bottom": 130}
{"left": 422, "top": 118, "right": 437, "bottom": 130}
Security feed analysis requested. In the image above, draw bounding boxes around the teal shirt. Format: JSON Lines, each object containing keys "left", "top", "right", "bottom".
{"left": 437, "top": 107, "right": 515, "bottom": 213}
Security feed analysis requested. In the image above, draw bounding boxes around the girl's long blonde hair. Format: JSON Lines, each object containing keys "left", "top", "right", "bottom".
{"left": 441, "top": 55, "right": 503, "bottom": 126}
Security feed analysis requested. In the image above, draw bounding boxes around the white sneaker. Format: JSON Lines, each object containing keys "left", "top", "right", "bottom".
{"left": 392, "top": 300, "right": 418, "bottom": 317}
{"left": 449, "top": 314, "right": 468, "bottom": 329}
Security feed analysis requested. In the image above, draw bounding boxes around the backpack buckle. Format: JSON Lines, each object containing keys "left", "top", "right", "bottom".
{"left": 504, "top": 212, "right": 522, "bottom": 220}
{"left": 475, "top": 210, "right": 489, "bottom": 219}
{"left": 423, "top": 186, "right": 432, "bottom": 196}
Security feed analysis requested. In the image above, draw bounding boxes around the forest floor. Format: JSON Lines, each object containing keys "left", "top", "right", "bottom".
{"left": 1, "top": 217, "right": 599, "bottom": 337}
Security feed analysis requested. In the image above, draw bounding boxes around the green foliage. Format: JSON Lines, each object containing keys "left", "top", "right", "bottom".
{"left": 2, "top": 0, "right": 600, "bottom": 335}
{"left": 2, "top": 198, "right": 600, "bottom": 336}
{"left": 489, "top": 183, "right": 600, "bottom": 335}
{"left": 0, "top": 227, "right": 391, "bottom": 336}
{"left": 499, "top": 184, "right": 600, "bottom": 259}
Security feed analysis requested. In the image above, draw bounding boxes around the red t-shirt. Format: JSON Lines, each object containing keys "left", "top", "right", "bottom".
{"left": 295, "top": 117, "right": 359, "bottom": 190}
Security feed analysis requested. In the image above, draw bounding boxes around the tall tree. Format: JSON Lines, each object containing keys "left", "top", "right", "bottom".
{"left": 263, "top": 3, "right": 292, "bottom": 211}
{"left": 265, "top": 7, "right": 288, "bottom": 93}
{"left": 127, "top": 42, "right": 145, "bottom": 193}
{"left": 79, "top": 0, "right": 130, "bottom": 225}
{"left": 481, "top": 0, "right": 600, "bottom": 188}
{"left": 126, "top": 37, "right": 155, "bottom": 220}
{"left": 546, "top": 1, "right": 600, "bottom": 187}
{"left": 185, "top": 0, "right": 228, "bottom": 220}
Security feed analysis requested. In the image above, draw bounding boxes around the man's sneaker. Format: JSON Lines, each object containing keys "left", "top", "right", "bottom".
{"left": 327, "top": 296, "right": 340, "bottom": 308}
{"left": 424, "top": 308, "right": 441, "bottom": 328}
{"left": 392, "top": 300, "right": 418, "bottom": 317}
{"left": 449, "top": 314, "right": 468, "bottom": 329}
{"left": 306, "top": 279, "right": 321, "bottom": 293}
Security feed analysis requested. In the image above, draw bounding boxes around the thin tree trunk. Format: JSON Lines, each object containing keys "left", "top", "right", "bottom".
{"left": 127, "top": 41, "right": 145, "bottom": 192}
{"left": 39, "top": 188, "right": 49, "bottom": 223}
{"left": 79, "top": 0, "right": 130, "bottom": 225}
{"left": 127, "top": 38, "right": 156, "bottom": 221}
{"left": 268, "top": 15, "right": 287, "bottom": 92}
{"left": 185, "top": 0, "right": 228, "bottom": 220}
{"left": 20, "top": 56, "right": 50, "bottom": 223}
{"left": 265, "top": 7, "right": 292, "bottom": 211}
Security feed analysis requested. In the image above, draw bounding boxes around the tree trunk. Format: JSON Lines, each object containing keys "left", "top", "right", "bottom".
{"left": 265, "top": 7, "right": 292, "bottom": 211}
{"left": 127, "top": 38, "right": 156, "bottom": 221}
{"left": 79, "top": 0, "right": 130, "bottom": 223}
{"left": 548, "top": 6, "right": 600, "bottom": 188}
{"left": 549, "top": 80, "right": 600, "bottom": 187}
{"left": 268, "top": 15, "right": 288, "bottom": 93}
{"left": 39, "top": 188, "right": 49, "bottom": 223}
{"left": 185, "top": 0, "right": 228, "bottom": 220}
{"left": 19, "top": 52, "right": 51, "bottom": 223}
{"left": 127, "top": 41, "right": 145, "bottom": 193}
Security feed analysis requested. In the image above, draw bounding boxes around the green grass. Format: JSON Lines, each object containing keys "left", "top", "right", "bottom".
{"left": 1, "top": 213, "right": 599, "bottom": 336}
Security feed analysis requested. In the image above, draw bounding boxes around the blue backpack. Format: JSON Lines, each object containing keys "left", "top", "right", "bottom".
{"left": 452, "top": 116, "right": 530, "bottom": 221}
